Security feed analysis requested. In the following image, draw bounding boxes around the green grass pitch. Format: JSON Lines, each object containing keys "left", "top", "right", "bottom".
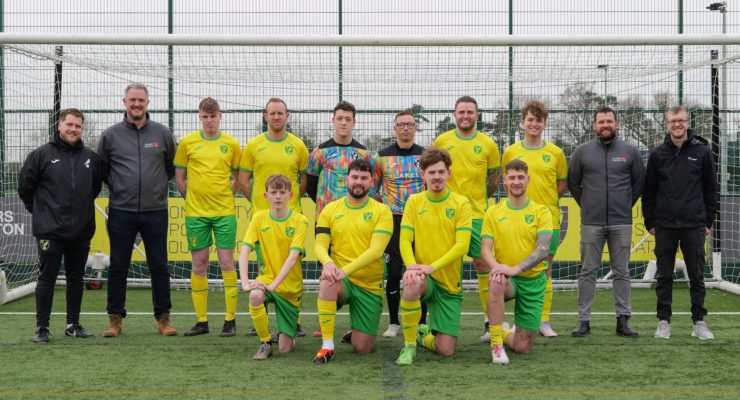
{"left": 1, "top": 287, "right": 739, "bottom": 400}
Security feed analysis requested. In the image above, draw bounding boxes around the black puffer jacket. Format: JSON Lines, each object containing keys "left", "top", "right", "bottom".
{"left": 643, "top": 129, "right": 717, "bottom": 230}
{"left": 18, "top": 133, "right": 107, "bottom": 240}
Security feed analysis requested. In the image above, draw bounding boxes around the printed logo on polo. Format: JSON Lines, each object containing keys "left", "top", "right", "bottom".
{"left": 611, "top": 156, "right": 627, "bottom": 163}
{"left": 84, "top": 159, "right": 90, "bottom": 169}
{"left": 220, "top": 145, "right": 228, "bottom": 154}
{"left": 688, "top": 157, "right": 697, "bottom": 161}
{"left": 525, "top": 214, "right": 534, "bottom": 224}
{"left": 363, "top": 212, "right": 373, "bottom": 221}
{"left": 39, "top": 240, "right": 50, "bottom": 252}
{"left": 542, "top": 154, "right": 551, "bottom": 163}
{"left": 144, "top": 142, "right": 159, "bottom": 149}
{"left": 473, "top": 145, "right": 483, "bottom": 154}
{"left": 286, "top": 227, "right": 295, "bottom": 237}
{"left": 50, "top": 159, "right": 60, "bottom": 164}
{"left": 445, "top": 208, "right": 456, "bottom": 219}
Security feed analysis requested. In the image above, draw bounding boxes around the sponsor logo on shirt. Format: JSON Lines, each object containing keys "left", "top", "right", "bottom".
{"left": 144, "top": 142, "right": 159, "bottom": 149}
{"left": 611, "top": 156, "right": 627, "bottom": 163}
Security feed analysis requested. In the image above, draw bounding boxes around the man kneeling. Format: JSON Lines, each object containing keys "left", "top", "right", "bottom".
{"left": 481, "top": 159, "right": 552, "bottom": 365}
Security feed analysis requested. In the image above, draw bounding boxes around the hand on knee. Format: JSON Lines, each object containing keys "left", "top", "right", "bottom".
{"left": 248, "top": 291, "right": 265, "bottom": 307}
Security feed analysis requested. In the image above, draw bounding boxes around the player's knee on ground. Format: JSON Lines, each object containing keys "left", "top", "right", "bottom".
{"left": 472, "top": 258, "right": 489, "bottom": 273}
{"left": 248, "top": 289, "right": 265, "bottom": 306}
{"left": 510, "top": 330, "right": 535, "bottom": 355}
{"left": 278, "top": 335, "right": 294, "bottom": 353}
{"left": 352, "top": 339, "right": 375, "bottom": 355}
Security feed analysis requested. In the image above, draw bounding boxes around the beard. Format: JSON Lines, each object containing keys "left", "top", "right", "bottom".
{"left": 348, "top": 185, "right": 370, "bottom": 199}
{"left": 598, "top": 129, "right": 617, "bottom": 142}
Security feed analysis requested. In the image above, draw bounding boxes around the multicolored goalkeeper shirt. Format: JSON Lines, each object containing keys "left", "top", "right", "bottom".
{"left": 372, "top": 143, "right": 425, "bottom": 214}
{"left": 307, "top": 138, "right": 372, "bottom": 215}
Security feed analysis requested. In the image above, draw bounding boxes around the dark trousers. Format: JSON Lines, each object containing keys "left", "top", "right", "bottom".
{"left": 106, "top": 208, "right": 171, "bottom": 319}
{"left": 385, "top": 214, "right": 427, "bottom": 325}
{"left": 35, "top": 239, "right": 90, "bottom": 328}
{"left": 654, "top": 226, "right": 708, "bottom": 323}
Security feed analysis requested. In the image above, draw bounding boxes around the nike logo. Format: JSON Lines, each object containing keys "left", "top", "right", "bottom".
{"left": 417, "top": 210, "right": 427, "bottom": 215}
{"left": 688, "top": 157, "right": 697, "bottom": 161}
{"left": 257, "top": 147, "right": 267, "bottom": 153}
{"left": 446, "top": 146, "right": 455, "bottom": 151}
{"left": 335, "top": 215, "right": 345, "bottom": 220}
{"left": 51, "top": 159, "right": 60, "bottom": 164}
{"left": 261, "top": 227, "right": 271, "bottom": 232}
{"left": 388, "top": 290, "right": 399, "bottom": 295}
{"left": 497, "top": 217, "right": 507, "bottom": 222}
{"left": 321, "top": 319, "right": 332, "bottom": 324}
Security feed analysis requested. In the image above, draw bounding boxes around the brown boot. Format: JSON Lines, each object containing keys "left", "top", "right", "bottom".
{"left": 157, "top": 311, "right": 178, "bottom": 336}
{"left": 103, "top": 313, "right": 123, "bottom": 337}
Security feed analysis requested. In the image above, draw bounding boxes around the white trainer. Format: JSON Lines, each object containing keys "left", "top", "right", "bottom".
{"left": 382, "top": 324, "right": 401, "bottom": 338}
{"left": 539, "top": 322, "right": 558, "bottom": 337}
{"left": 492, "top": 344, "right": 509, "bottom": 365}
{"left": 691, "top": 321, "right": 714, "bottom": 340}
{"left": 654, "top": 320, "right": 670, "bottom": 339}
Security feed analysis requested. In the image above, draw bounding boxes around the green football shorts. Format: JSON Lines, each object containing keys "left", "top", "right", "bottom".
{"left": 338, "top": 278, "right": 383, "bottom": 336}
{"left": 422, "top": 275, "right": 463, "bottom": 337}
{"left": 510, "top": 273, "right": 546, "bottom": 332}
{"left": 185, "top": 215, "right": 236, "bottom": 251}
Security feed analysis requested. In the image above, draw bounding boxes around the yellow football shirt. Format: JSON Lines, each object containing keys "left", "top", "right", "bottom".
{"left": 400, "top": 189, "right": 473, "bottom": 294}
{"left": 242, "top": 209, "right": 308, "bottom": 305}
{"left": 502, "top": 141, "right": 567, "bottom": 228}
{"left": 173, "top": 130, "right": 241, "bottom": 217}
{"left": 482, "top": 199, "right": 553, "bottom": 278}
{"left": 239, "top": 132, "right": 309, "bottom": 214}
{"left": 433, "top": 129, "right": 500, "bottom": 218}
{"left": 315, "top": 197, "right": 393, "bottom": 294}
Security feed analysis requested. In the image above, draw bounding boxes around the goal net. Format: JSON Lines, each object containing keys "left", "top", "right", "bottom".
{"left": 1, "top": 34, "right": 739, "bottom": 303}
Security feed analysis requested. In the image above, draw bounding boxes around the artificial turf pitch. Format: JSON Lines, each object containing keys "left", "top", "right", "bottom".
{"left": 1, "top": 287, "right": 738, "bottom": 400}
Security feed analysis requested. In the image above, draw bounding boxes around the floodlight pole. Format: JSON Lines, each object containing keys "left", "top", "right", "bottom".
{"left": 597, "top": 65, "right": 608, "bottom": 104}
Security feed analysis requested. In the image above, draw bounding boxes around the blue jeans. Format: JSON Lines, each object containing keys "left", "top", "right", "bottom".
{"left": 106, "top": 208, "right": 171, "bottom": 319}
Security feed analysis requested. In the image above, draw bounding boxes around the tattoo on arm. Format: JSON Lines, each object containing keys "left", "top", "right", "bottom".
{"left": 517, "top": 233, "right": 552, "bottom": 273}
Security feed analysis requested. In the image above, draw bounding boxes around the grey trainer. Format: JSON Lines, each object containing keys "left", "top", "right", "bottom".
{"left": 654, "top": 320, "right": 670, "bottom": 339}
{"left": 253, "top": 341, "right": 273, "bottom": 360}
{"left": 691, "top": 321, "right": 714, "bottom": 340}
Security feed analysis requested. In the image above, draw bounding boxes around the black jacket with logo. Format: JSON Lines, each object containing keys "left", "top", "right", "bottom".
{"left": 643, "top": 129, "right": 717, "bottom": 231}
{"left": 18, "top": 133, "right": 107, "bottom": 240}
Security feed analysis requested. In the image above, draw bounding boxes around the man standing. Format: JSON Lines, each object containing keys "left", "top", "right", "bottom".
{"left": 372, "top": 109, "right": 425, "bottom": 337}
{"left": 174, "top": 98, "right": 242, "bottom": 337}
{"left": 394, "top": 148, "right": 472, "bottom": 366}
{"left": 434, "top": 96, "right": 500, "bottom": 342}
{"left": 238, "top": 97, "right": 309, "bottom": 215}
{"left": 97, "top": 83, "right": 178, "bottom": 337}
{"left": 19, "top": 108, "right": 107, "bottom": 343}
{"left": 312, "top": 159, "right": 393, "bottom": 365}
{"left": 501, "top": 100, "right": 568, "bottom": 337}
{"left": 568, "top": 106, "right": 644, "bottom": 338}
{"left": 643, "top": 106, "right": 717, "bottom": 340}
{"left": 481, "top": 159, "right": 552, "bottom": 365}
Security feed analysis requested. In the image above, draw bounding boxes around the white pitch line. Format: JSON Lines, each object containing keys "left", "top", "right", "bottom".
{"left": 2, "top": 311, "right": 740, "bottom": 316}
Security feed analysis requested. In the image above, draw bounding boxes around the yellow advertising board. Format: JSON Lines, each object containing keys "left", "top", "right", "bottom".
{"left": 90, "top": 197, "right": 655, "bottom": 263}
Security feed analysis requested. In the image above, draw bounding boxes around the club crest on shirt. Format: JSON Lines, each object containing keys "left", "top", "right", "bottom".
{"left": 445, "top": 208, "right": 456, "bottom": 219}
{"left": 414, "top": 159, "right": 421, "bottom": 169}
{"left": 286, "top": 227, "right": 295, "bottom": 237}
{"left": 39, "top": 240, "right": 50, "bottom": 252}
{"left": 542, "top": 154, "right": 551, "bottom": 163}
{"left": 189, "top": 237, "right": 198, "bottom": 247}
{"left": 473, "top": 145, "right": 482, "bottom": 154}
{"left": 220, "top": 145, "right": 228, "bottom": 154}
{"left": 285, "top": 146, "right": 294, "bottom": 154}
{"left": 525, "top": 214, "right": 534, "bottom": 224}
{"left": 351, "top": 152, "right": 361, "bottom": 160}
{"left": 363, "top": 212, "right": 373, "bottom": 221}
